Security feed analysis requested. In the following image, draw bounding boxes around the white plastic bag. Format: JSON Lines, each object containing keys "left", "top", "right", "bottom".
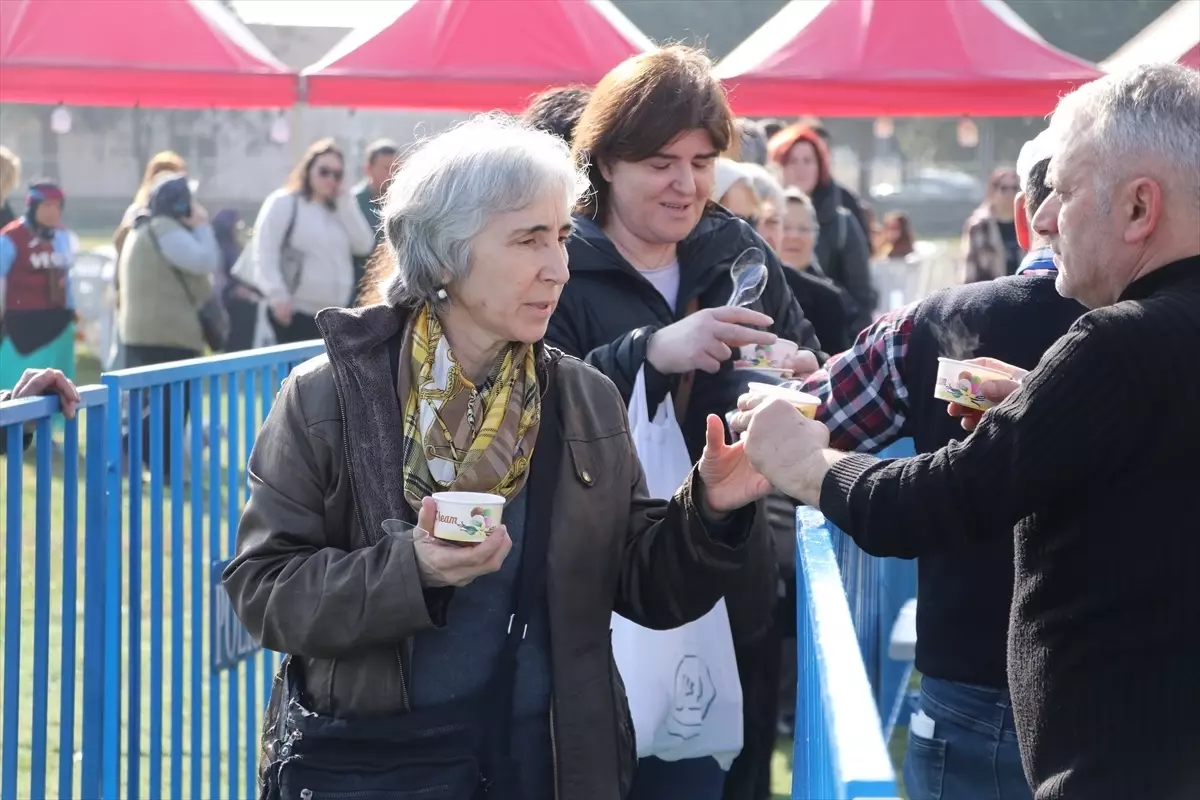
{"left": 611, "top": 367, "right": 744, "bottom": 769}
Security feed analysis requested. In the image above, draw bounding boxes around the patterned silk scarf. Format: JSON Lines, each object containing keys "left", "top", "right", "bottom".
{"left": 397, "top": 304, "right": 541, "bottom": 515}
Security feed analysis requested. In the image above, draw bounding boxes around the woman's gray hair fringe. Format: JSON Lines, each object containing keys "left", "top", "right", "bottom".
{"left": 378, "top": 113, "right": 592, "bottom": 308}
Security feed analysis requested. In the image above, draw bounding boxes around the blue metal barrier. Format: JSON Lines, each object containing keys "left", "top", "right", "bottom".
{"left": 825, "top": 439, "right": 918, "bottom": 735}
{"left": 2, "top": 385, "right": 109, "bottom": 800}
{"left": 100, "top": 342, "right": 323, "bottom": 800}
{"left": 793, "top": 507, "right": 900, "bottom": 800}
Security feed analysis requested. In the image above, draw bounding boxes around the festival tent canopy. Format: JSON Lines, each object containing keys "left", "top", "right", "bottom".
{"left": 0, "top": 0, "right": 296, "bottom": 108}
{"left": 715, "top": 0, "right": 1104, "bottom": 117}
{"left": 1101, "top": 0, "right": 1200, "bottom": 72}
{"left": 302, "top": 0, "right": 653, "bottom": 110}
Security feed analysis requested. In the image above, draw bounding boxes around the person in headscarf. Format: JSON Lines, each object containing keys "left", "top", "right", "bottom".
{"left": 212, "top": 207, "right": 259, "bottom": 352}
{"left": 0, "top": 180, "right": 76, "bottom": 390}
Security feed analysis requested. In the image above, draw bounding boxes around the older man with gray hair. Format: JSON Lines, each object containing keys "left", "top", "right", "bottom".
{"left": 733, "top": 63, "right": 1200, "bottom": 799}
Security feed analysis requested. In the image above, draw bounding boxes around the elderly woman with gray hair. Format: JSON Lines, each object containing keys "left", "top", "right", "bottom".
{"left": 225, "top": 115, "right": 768, "bottom": 800}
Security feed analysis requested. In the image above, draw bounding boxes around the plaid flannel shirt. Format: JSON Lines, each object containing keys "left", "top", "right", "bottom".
{"left": 798, "top": 306, "right": 915, "bottom": 453}
{"left": 799, "top": 249, "right": 1058, "bottom": 453}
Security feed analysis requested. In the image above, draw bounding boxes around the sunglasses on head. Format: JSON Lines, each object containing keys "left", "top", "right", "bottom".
{"left": 317, "top": 166, "right": 344, "bottom": 181}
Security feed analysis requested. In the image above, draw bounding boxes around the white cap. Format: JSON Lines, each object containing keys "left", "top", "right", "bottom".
{"left": 712, "top": 158, "right": 751, "bottom": 204}
{"left": 1016, "top": 128, "right": 1057, "bottom": 193}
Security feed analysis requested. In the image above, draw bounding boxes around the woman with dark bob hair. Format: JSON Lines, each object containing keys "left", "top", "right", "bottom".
{"left": 224, "top": 114, "right": 771, "bottom": 800}
{"left": 546, "top": 45, "right": 821, "bottom": 800}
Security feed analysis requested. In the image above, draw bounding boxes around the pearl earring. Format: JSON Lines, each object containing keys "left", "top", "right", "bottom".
{"left": 436, "top": 288, "right": 449, "bottom": 301}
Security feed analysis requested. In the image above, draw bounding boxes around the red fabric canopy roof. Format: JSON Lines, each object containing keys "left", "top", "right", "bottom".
{"left": 302, "top": 0, "right": 652, "bottom": 110}
{"left": 0, "top": 0, "right": 296, "bottom": 108}
{"left": 1102, "top": 0, "right": 1200, "bottom": 72}
{"left": 715, "top": 0, "right": 1103, "bottom": 117}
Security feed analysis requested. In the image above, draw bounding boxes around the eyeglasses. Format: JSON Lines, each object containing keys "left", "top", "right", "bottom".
{"left": 995, "top": 183, "right": 1020, "bottom": 193}
{"left": 317, "top": 167, "right": 344, "bottom": 181}
{"left": 738, "top": 214, "right": 760, "bottom": 228}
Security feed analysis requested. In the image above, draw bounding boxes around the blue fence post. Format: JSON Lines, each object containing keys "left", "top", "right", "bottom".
{"left": 794, "top": 507, "right": 900, "bottom": 800}
{"left": 81, "top": 390, "right": 108, "bottom": 797}
{"left": 102, "top": 375, "right": 124, "bottom": 798}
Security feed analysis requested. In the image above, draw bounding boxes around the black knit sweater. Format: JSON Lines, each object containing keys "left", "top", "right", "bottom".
{"left": 822, "top": 256, "right": 1200, "bottom": 799}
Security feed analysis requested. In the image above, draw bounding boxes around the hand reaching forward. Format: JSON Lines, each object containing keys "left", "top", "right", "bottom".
{"left": 412, "top": 497, "right": 512, "bottom": 588}
{"left": 646, "top": 307, "right": 778, "bottom": 375}
{"left": 731, "top": 394, "right": 830, "bottom": 502}
{"left": 697, "top": 414, "right": 772, "bottom": 514}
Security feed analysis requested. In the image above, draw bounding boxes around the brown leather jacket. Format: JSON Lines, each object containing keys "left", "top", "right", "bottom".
{"left": 222, "top": 303, "right": 762, "bottom": 799}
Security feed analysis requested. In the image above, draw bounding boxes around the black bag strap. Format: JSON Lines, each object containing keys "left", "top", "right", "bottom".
{"left": 484, "top": 354, "right": 563, "bottom": 741}
{"left": 283, "top": 192, "right": 299, "bottom": 250}
{"left": 143, "top": 220, "right": 206, "bottom": 311}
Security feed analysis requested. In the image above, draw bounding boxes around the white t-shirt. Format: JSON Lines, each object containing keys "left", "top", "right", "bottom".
{"left": 639, "top": 260, "right": 680, "bottom": 313}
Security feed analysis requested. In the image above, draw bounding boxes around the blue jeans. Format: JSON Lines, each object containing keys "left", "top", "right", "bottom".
{"left": 903, "top": 676, "right": 1032, "bottom": 800}
{"left": 625, "top": 756, "right": 726, "bottom": 800}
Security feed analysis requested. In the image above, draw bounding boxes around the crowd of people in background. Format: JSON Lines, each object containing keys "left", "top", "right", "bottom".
{"left": 3, "top": 39, "right": 1198, "bottom": 800}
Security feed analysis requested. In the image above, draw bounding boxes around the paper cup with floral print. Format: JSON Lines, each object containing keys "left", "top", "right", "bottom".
{"left": 431, "top": 491, "right": 506, "bottom": 544}
{"left": 736, "top": 338, "right": 800, "bottom": 370}
{"left": 933, "top": 358, "right": 1014, "bottom": 411}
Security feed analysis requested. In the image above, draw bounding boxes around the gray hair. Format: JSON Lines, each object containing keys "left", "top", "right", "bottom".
{"left": 380, "top": 114, "right": 591, "bottom": 307}
{"left": 739, "top": 162, "right": 786, "bottom": 212}
{"left": 1049, "top": 63, "right": 1200, "bottom": 207}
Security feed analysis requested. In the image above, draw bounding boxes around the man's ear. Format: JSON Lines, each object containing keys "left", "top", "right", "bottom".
{"left": 1014, "top": 192, "right": 1031, "bottom": 250}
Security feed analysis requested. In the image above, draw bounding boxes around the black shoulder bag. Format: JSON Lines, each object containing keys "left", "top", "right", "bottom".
{"left": 260, "top": 358, "right": 564, "bottom": 800}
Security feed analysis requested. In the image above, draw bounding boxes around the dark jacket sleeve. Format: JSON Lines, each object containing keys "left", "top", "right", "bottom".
{"left": 614, "top": 439, "right": 760, "bottom": 630}
{"left": 222, "top": 368, "right": 441, "bottom": 658}
{"left": 838, "top": 183, "right": 871, "bottom": 242}
{"left": 761, "top": 244, "right": 825, "bottom": 358}
{"left": 546, "top": 293, "right": 671, "bottom": 406}
{"left": 834, "top": 211, "right": 878, "bottom": 333}
{"left": 0, "top": 389, "right": 34, "bottom": 455}
{"left": 820, "top": 315, "right": 1134, "bottom": 558}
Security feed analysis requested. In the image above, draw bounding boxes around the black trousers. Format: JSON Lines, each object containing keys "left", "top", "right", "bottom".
{"left": 269, "top": 311, "right": 321, "bottom": 344}
{"left": 124, "top": 344, "right": 199, "bottom": 474}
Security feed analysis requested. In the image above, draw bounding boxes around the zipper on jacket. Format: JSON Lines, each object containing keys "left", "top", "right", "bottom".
{"left": 549, "top": 696, "right": 560, "bottom": 800}
{"left": 331, "top": 370, "right": 411, "bottom": 710}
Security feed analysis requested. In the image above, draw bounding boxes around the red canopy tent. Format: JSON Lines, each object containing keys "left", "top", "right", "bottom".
{"left": 0, "top": 0, "right": 296, "bottom": 108}
{"left": 715, "top": 0, "right": 1103, "bottom": 117}
{"left": 302, "top": 0, "right": 653, "bottom": 111}
{"left": 1102, "top": 0, "right": 1200, "bottom": 73}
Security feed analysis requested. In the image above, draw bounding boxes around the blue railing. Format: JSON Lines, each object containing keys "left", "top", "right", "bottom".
{"left": 100, "top": 342, "right": 323, "bottom": 800}
{"left": 793, "top": 507, "right": 900, "bottom": 800}
{"left": 1, "top": 385, "right": 109, "bottom": 800}
{"left": 7, "top": 341, "right": 913, "bottom": 799}
{"left": 2, "top": 342, "right": 323, "bottom": 799}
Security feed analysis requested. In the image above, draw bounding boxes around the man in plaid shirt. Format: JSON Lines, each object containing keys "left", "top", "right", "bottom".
{"left": 793, "top": 133, "right": 1082, "bottom": 800}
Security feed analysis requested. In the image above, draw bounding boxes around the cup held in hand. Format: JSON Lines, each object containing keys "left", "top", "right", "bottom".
{"left": 747, "top": 381, "right": 821, "bottom": 419}
{"left": 431, "top": 491, "right": 506, "bottom": 544}
{"left": 736, "top": 338, "right": 799, "bottom": 371}
{"left": 933, "top": 358, "right": 1014, "bottom": 411}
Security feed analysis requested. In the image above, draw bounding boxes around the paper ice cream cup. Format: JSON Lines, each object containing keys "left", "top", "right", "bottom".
{"left": 933, "top": 358, "right": 1014, "bottom": 412}
{"left": 431, "top": 491, "right": 506, "bottom": 544}
{"left": 747, "top": 381, "right": 821, "bottom": 419}
{"left": 736, "top": 338, "right": 800, "bottom": 370}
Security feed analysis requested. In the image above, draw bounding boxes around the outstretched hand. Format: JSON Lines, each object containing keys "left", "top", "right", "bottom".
{"left": 697, "top": 414, "right": 772, "bottom": 514}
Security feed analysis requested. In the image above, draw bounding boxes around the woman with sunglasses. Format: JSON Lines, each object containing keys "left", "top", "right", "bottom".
{"left": 243, "top": 139, "right": 376, "bottom": 343}
{"left": 962, "top": 167, "right": 1026, "bottom": 283}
